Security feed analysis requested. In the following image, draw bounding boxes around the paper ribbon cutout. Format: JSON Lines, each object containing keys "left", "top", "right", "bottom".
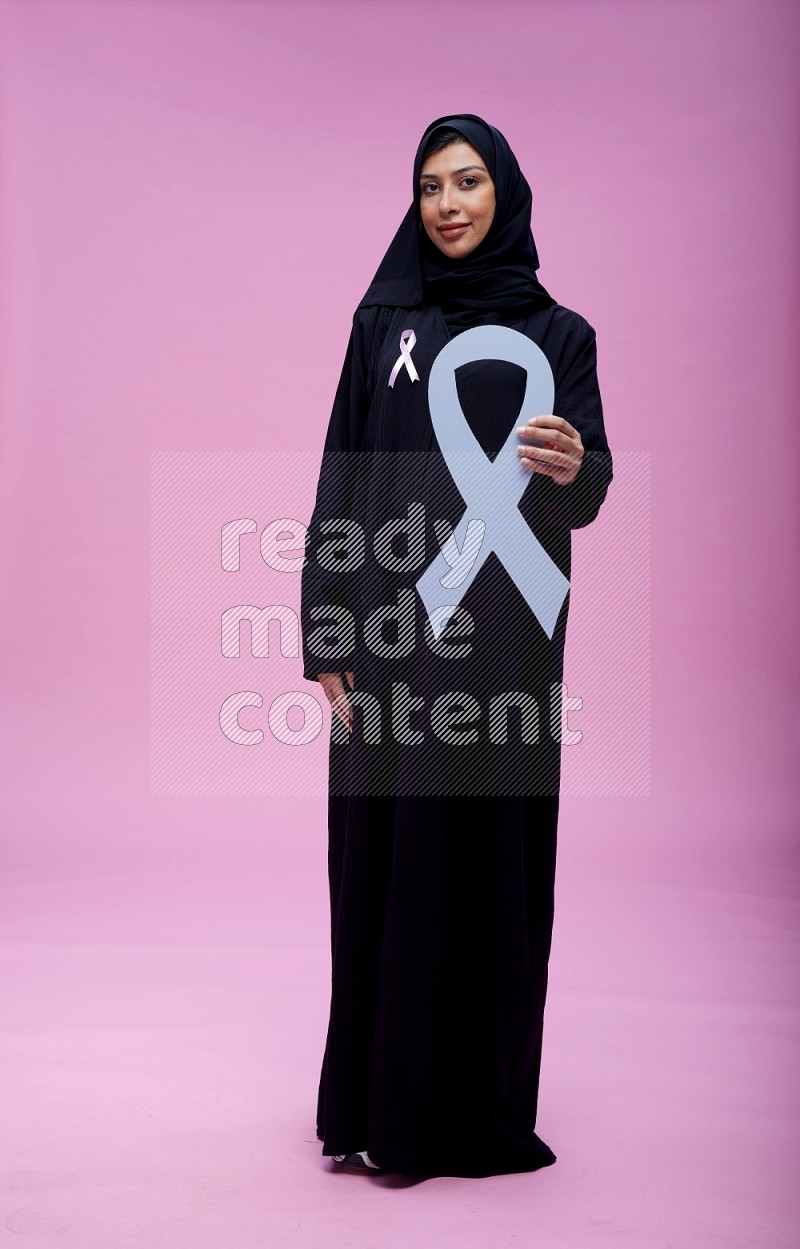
{"left": 387, "top": 329, "right": 420, "bottom": 388}
{"left": 416, "top": 324, "right": 570, "bottom": 641}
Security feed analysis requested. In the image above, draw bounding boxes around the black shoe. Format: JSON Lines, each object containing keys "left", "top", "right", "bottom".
{"left": 331, "top": 1150, "right": 385, "bottom": 1174}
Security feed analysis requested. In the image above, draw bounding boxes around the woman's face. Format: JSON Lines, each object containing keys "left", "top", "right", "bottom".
{"left": 418, "top": 140, "right": 496, "bottom": 258}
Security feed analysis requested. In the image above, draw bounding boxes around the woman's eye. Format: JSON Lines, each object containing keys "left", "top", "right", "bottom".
{"left": 421, "top": 177, "right": 480, "bottom": 195}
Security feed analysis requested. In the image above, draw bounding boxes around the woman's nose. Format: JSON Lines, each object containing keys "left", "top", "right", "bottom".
{"left": 440, "top": 189, "right": 458, "bottom": 214}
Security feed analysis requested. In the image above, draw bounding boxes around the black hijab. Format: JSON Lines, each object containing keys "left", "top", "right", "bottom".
{"left": 356, "top": 112, "right": 556, "bottom": 331}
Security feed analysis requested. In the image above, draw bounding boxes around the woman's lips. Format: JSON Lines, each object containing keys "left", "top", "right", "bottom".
{"left": 439, "top": 224, "right": 471, "bottom": 239}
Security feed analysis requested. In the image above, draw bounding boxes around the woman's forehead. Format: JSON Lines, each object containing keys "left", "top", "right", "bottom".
{"left": 418, "top": 141, "right": 489, "bottom": 179}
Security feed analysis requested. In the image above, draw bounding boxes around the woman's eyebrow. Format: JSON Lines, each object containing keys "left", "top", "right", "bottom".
{"left": 418, "top": 164, "right": 488, "bottom": 180}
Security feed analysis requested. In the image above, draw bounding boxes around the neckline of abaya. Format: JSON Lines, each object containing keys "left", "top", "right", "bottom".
{"left": 430, "top": 301, "right": 532, "bottom": 340}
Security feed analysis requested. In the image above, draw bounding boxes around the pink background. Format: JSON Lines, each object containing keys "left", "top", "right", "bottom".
{"left": 1, "top": 0, "right": 797, "bottom": 1244}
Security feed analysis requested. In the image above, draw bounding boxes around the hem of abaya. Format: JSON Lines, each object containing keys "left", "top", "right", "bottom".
{"left": 317, "top": 1122, "right": 557, "bottom": 1180}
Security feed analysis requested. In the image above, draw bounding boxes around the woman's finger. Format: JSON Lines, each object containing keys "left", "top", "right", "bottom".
{"left": 319, "top": 673, "right": 353, "bottom": 731}
{"left": 517, "top": 414, "right": 576, "bottom": 437}
{"left": 516, "top": 424, "right": 564, "bottom": 446}
{"left": 330, "top": 691, "right": 353, "bottom": 732}
{"left": 517, "top": 444, "right": 562, "bottom": 470}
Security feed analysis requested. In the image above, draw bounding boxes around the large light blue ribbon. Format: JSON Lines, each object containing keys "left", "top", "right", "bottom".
{"left": 416, "top": 324, "right": 570, "bottom": 641}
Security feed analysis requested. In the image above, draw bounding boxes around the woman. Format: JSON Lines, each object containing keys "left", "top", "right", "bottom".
{"left": 301, "top": 112, "right": 613, "bottom": 1178}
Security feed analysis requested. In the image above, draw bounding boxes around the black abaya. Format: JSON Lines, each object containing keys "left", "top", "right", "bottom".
{"left": 301, "top": 298, "right": 613, "bottom": 1177}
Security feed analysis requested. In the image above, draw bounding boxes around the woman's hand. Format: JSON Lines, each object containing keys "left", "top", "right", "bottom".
{"left": 318, "top": 670, "right": 355, "bottom": 733}
{"left": 516, "top": 415, "right": 584, "bottom": 485}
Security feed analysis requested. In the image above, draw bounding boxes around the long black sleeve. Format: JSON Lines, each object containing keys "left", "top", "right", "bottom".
{"left": 301, "top": 307, "right": 377, "bottom": 683}
{"left": 524, "top": 318, "right": 613, "bottom": 530}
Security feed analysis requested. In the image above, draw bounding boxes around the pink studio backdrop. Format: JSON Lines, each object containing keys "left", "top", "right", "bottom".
{"left": 1, "top": 2, "right": 798, "bottom": 1246}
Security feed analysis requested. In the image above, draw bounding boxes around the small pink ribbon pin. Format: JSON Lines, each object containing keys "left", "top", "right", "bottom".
{"left": 387, "top": 328, "right": 420, "bottom": 388}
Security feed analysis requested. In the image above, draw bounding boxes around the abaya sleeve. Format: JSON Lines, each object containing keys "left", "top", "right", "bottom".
{"left": 523, "top": 317, "right": 613, "bottom": 530}
{"left": 301, "top": 305, "right": 381, "bottom": 683}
